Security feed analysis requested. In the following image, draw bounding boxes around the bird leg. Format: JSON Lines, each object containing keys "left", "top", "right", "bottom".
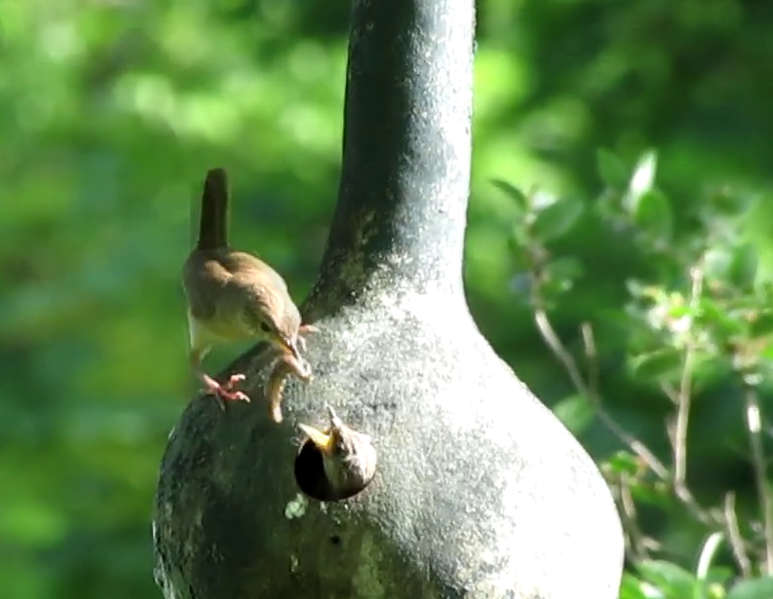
{"left": 190, "top": 348, "right": 250, "bottom": 410}
{"left": 264, "top": 350, "right": 312, "bottom": 424}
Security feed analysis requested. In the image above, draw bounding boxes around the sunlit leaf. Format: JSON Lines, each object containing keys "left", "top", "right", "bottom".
{"left": 630, "top": 348, "right": 683, "bottom": 381}
{"left": 492, "top": 179, "right": 528, "bottom": 213}
{"left": 605, "top": 451, "right": 641, "bottom": 476}
{"left": 531, "top": 195, "right": 584, "bottom": 242}
{"left": 623, "top": 150, "right": 658, "bottom": 213}
{"left": 617, "top": 573, "right": 651, "bottom": 599}
{"left": 629, "top": 480, "right": 671, "bottom": 507}
{"left": 636, "top": 560, "right": 700, "bottom": 599}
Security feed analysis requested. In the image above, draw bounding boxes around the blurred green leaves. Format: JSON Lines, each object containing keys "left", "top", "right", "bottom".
{"left": 530, "top": 193, "right": 584, "bottom": 243}
{"left": 621, "top": 564, "right": 773, "bottom": 599}
{"left": 726, "top": 577, "right": 773, "bottom": 599}
{"left": 503, "top": 138, "right": 773, "bottom": 596}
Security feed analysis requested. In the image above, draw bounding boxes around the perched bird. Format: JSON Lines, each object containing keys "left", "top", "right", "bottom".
{"left": 182, "top": 167, "right": 316, "bottom": 415}
{"left": 296, "top": 405, "right": 377, "bottom": 501}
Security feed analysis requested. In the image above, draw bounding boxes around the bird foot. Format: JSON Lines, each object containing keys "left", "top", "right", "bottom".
{"left": 223, "top": 373, "right": 247, "bottom": 388}
{"left": 202, "top": 373, "right": 250, "bottom": 410}
{"left": 297, "top": 323, "right": 319, "bottom": 353}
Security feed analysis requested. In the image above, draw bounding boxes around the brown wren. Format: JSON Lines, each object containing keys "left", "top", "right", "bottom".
{"left": 181, "top": 167, "right": 316, "bottom": 420}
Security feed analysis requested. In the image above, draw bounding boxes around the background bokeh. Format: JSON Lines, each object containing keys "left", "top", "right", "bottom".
{"left": 2, "top": 0, "right": 773, "bottom": 597}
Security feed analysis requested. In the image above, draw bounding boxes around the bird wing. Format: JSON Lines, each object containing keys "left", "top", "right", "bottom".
{"left": 218, "top": 251, "right": 290, "bottom": 296}
{"left": 182, "top": 250, "right": 234, "bottom": 322}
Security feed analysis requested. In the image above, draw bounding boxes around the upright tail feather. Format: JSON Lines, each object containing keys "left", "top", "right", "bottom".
{"left": 196, "top": 167, "right": 229, "bottom": 250}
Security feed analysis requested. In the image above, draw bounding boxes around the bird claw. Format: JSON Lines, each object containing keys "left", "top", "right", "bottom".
{"left": 223, "top": 373, "right": 247, "bottom": 388}
{"left": 201, "top": 373, "right": 251, "bottom": 410}
{"left": 297, "top": 324, "right": 319, "bottom": 353}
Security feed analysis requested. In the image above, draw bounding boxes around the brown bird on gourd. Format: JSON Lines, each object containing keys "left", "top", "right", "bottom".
{"left": 182, "top": 167, "right": 317, "bottom": 420}
{"left": 297, "top": 405, "right": 378, "bottom": 501}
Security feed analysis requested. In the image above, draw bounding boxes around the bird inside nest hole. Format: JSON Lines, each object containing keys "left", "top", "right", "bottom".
{"left": 294, "top": 405, "right": 378, "bottom": 502}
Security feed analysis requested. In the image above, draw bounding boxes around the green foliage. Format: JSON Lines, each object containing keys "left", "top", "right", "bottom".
{"left": 620, "top": 565, "right": 773, "bottom": 599}
{"left": 500, "top": 146, "right": 773, "bottom": 596}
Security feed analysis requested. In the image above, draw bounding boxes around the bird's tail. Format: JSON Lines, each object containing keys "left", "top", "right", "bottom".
{"left": 195, "top": 167, "right": 229, "bottom": 250}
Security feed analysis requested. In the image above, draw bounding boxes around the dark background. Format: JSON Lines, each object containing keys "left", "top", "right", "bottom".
{"left": 2, "top": 0, "right": 773, "bottom": 596}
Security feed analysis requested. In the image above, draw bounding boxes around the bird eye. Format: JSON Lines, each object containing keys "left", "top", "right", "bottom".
{"left": 260, "top": 322, "right": 271, "bottom": 333}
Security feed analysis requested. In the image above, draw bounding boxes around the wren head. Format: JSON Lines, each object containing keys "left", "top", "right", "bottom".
{"left": 241, "top": 283, "right": 304, "bottom": 360}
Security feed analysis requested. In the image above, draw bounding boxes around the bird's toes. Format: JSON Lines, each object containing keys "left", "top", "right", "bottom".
{"left": 224, "top": 373, "right": 247, "bottom": 388}
{"left": 230, "top": 390, "right": 251, "bottom": 403}
{"left": 299, "top": 324, "right": 319, "bottom": 336}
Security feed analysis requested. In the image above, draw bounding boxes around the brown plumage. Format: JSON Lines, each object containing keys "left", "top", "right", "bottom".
{"left": 182, "top": 167, "right": 316, "bottom": 419}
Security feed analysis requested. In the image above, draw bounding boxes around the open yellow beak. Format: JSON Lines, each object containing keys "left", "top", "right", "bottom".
{"left": 298, "top": 423, "right": 334, "bottom": 454}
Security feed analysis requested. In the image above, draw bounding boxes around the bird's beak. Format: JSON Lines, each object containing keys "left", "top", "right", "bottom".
{"left": 325, "top": 404, "right": 343, "bottom": 429}
{"left": 280, "top": 336, "right": 303, "bottom": 362}
{"left": 298, "top": 423, "right": 334, "bottom": 454}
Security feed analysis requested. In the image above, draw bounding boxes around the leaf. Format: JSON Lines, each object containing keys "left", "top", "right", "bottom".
{"left": 530, "top": 195, "right": 584, "bottom": 243}
{"left": 728, "top": 242, "right": 759, "bottom": 290}
{"left": 726, "top": 577, "right": 773, "bottom": 599}
{"left": 552, "top": 394, "right": 594, "bottom": 434}
{"left": 605, "top": 451, "right": 641, "bottom": 476}
{"left": 546, "top": 256, "right": 584, "bottom": 282}
{"left": 703, "top": 247, "right": 734, "bottom": 281}
{"left": 749, "top": 309, "right": 773, "bottom": 339}
{"left": 636, "top": 560, "right": 700, "bottom": 599}
{"left": 597, "top": 148, "right": 629, "bottom": 188}
{"left": 623, "top": 150, "right": 658, "bottom": 212}
{"left": 632, "top": 189, "right": 673, "bottom": 241}
{"left": 492, "top": 179, "right": 528, "bottom": 213}
{"left": 703, "top": 566, "right": 734, "bottom": 587}
{"left": 630, "top": 348, "right": 683, "bottom": 381}
{"left": 628, "top": 480, "right": 671, "bottom": 507}
{"left": 699, "top": 297, "right": 745, "bottom": 339}
{"left": 541, "top": 257, "right": 585, "bottom": 295}
{"left": 617, "top": 573, "right": 651, "bottom": 599}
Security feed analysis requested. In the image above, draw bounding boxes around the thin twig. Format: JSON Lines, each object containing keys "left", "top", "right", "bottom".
{"left": 672, "top": 266, "right": 704, "bottom": 495}
{"left": 529, "top": 260, "right": 718, "bottom": 526}
{"left": 724, "top": 492, "right": 752, "bottom": 576}
{"left": 530, "top": 288, "right": 668, "bottom": 479}
{"left": 617, "top": 477, "right": 650, "bottom": 562}
{"left": 580, "top": 322, "right": 599, "bottom": 397}
{"left": 744, "top": 385, "right": 773, "bottom": 574}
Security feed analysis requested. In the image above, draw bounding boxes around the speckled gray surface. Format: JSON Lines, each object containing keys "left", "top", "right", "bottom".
{"left": 152, "top": 0, "right": 624, "bottom": 596}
